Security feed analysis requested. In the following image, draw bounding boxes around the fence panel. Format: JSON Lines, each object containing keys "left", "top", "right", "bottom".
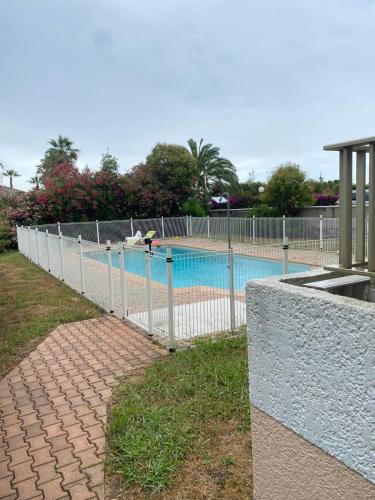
{"left": 37, "top": 230, "right": 48, "bottom": 271}
{"left": 162, "top": 217, "right": 188, "bottom": 238}
{"left": 80, "top": 240, "right": 111, "bottom": 311}
{"left": 171, "top": 250, "right": 236, "bottom": 342}
{"left": 98, "top": 220, "right": 131, "bottom": 244}
{"left": 132, "top": 218, "right": 163, "bottom": 239}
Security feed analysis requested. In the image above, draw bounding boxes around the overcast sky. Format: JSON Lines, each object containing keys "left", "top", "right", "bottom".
{"left": 1, "top": 0, "right": 375, "bottom": 191}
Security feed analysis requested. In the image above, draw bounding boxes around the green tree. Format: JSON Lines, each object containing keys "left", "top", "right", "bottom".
{"left": 264, "top": 163, "right": 312, "bottom": 216}
{"left": 187, "top": 138, "right": 238, "bottom": 204}
{"left": 100, "top": 149, "right": 119, "bottom": 175}
{"left": 38, "top": 135, "right": 79, "bottom": 176}
{"left": 4, "top": 169, "right": 21, "bottom": 189}
{"left": 145, "top": 143, "right": 196, "bottom": 213}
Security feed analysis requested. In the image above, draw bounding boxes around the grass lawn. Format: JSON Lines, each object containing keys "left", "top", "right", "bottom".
{"left": 107, "top": 335, "right": 252, "bottom": 499}
{"left": 0, "top": 251, "right": 101, "bottom": 378}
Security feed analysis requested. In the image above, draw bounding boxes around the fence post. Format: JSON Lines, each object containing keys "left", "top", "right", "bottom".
{"left": 16, "top": 226, "right": 21, "bottom": 253}
{"left": 46, "top": 230, "right": 51, "bottom": 272}
{"left": 57, "top": 221, "right": 61, "bottom": 235}
{"left": 78, "top": 235, "right": 85, "bottom": 294}
{"left": 17, "top": 226, "right": 21, "bottom": 253}
{"left": 189, "top": 215, "right": 193, "bottom": 237}
{"left": 282, "top": 215, "right": 286, "bottom": 244}
{"left": 252, "top": 215, "right": 256, "bottom": 244}
{"left": 96, "top": 220, "right": 100, "bottom": 244}
{"left": 27, "top": 227, "right": 31, "bottom": 259}
{"left": 21, "top": 226, "right": 25, "bottom": 254}
{"left": 130, "top": 218, "right": 134, "bottom": 237}
{"left": 228, "top": 248, "right": 236, "bottom": 332}
{"left": 35, "top": 228, "right": 40, "bottom": 265}
{"left": 145, "top": 249, "right": 153, "bottom": 335}
{"left": 166, "top": 247, "right": 175, "bottom": 351}
{"left": 185, "top": 215, "right": 189, "bottom": 237}
{"left": 319, "top": 214, "right": 323, "bottom": 250}
{"left": 119, "top": 242, "right": 128, "bottom": 319}
{"left": 207, "top": 215, "right": 210, "bottom": 239}
{"left": 283, "top": 237, "right": 289, "bottom": 274}
{"left": 58, "top": 231, "right": 65, "bottom": 281}
{"left": 161, "top": 216, "right": 165, "bottom": 239}
{"left": 106, "top": 240, "right": 114, "bottom": 313}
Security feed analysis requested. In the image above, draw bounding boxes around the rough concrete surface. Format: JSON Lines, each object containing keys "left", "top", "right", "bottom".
{"left": 251, "top": 406, "right": 375, "bottom": 500}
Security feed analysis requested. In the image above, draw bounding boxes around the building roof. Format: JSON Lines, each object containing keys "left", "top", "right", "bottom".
{"left": 323, "top": 136, "right": 375, "bottom": 151}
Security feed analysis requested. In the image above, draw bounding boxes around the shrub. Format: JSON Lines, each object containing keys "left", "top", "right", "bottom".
{"left": 313, "top": 194, "right": 338, "bottom": 206}
{"left": 0, "top": 221, "right": 14, "bottom": 252}
{"left": 264, "top": 163, "right": 313, "bottom": 216}
{"left": 181, "top": 199, "right": 206, "bottom": 216}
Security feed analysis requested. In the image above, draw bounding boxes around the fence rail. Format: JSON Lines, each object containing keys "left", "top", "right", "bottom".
{"left": 30, "top": 215, "right": 349, "bottom": 248}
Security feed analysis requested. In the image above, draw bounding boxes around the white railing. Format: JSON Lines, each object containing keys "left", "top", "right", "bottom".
{"left": 30, "top": 215, "right": 346, "bottom": 248}
{"left": 17, "top": 224, "right": 324, "bottom": 349}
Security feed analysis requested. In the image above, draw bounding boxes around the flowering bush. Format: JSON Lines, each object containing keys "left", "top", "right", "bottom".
{"left": 313, "top": 194, "right": 339, "bottom": 206}
{"left": 1, "top": 155, "right": 196, "bottom": 252}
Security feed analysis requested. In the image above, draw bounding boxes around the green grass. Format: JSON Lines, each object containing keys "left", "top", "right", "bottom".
{"left": 107, "top": 335, "right": 250, "bottom": 495}
{"left": 0, "top": 251, "right": 101, "bottom": 378}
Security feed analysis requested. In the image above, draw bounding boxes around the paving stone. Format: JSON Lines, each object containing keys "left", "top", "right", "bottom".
{"left": 52, "top": 448, "right": 77, "bottom": 469}
{"left": 29, "top": 446, "right": 55, "bottom": 467}
{"left": 7, "top": 445, "right": 30, "bottom": 467}
{"left": 5, "top": 435, "right": 27, "bottom": 451}
{"left": 63, "top": 478, "right": 96, "bottom": 500}
{"left": 38, "top": 477, "right": 66, "bottom": 499}
{"left": 34, "top": 460, "right": 60, "bottom": 485}
{"left": 59, "top": 461, "right": 86, "bottom": 487}
{"left": 0, "top": 316, "right": 166, "bottom": 499}
{"left": 10, "top": 459, "right": 35, "bottom": 484}
{"left": 0, "top": 459, "right": 12, "bottom": 479}
{"left": 0, "top": 476, "right": 17, "bottom": 498}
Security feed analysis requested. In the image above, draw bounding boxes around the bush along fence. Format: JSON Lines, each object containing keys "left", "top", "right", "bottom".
{"left": 16, "top": 219, "right": 323, "bottom": 349}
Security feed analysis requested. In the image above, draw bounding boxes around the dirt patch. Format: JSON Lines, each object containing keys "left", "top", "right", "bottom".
{"left": 106, "top": 421, "right": 252, "bottom": 499}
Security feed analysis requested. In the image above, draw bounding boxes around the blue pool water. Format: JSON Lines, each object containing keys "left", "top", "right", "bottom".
{"left": 88, "top": 246, "right": 309, "bottom": 291}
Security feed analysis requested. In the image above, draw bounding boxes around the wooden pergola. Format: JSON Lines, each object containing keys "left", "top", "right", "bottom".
{"left": 324, "top": 136, "right": 374, "bottom": 271}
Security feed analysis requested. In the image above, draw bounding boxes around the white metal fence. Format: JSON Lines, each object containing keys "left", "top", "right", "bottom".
{"left": 30, "top": 215, "right": 346, "bottom": 247}
{"left": 18, "top": 217, "right": 333, "bottom": 349}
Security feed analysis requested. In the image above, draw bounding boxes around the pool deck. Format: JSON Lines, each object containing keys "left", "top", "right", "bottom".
{"left": 162, "top": 237, "right": 338, "bottom": 267}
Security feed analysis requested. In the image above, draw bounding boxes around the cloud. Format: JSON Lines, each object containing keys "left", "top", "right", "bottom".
{"left": 0, "top": 0, "right": 375, "bottom": 191}
{"left": 92, "top": 29, "right": 113, "bottom": 51}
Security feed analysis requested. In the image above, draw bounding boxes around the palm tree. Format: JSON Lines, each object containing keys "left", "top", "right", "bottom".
{"left": 47, "top": 135, "right": 79, "bottom": 162}
{"left": 38, "top": 135, "right": 79, "bottom": 176}
{"left": 187, "top": 139, "right": 238, "bottom": 204}
{"left": 29, "top": 174, "right": 40, "bottom": 190}
{"left": 4, "top": 169, "right": 21, "bottom": 189}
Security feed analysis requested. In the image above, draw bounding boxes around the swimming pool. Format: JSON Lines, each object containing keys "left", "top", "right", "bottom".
{"left": 88, "top": 245, "right": 309, "bottom": 291}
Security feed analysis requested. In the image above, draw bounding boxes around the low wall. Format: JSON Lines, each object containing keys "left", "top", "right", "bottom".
{"left": 246, "top": 271, "right": 375, "bottom": 499}
{"left": 299, "top": 205, "right": 369, "bottom": 217}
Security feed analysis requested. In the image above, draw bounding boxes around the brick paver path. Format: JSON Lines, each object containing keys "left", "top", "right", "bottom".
{"left": 0, "top": 316, "right": 166, "bottom": 500}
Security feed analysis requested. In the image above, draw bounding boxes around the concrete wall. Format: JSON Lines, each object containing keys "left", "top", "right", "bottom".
{"left": 247, "top": 271, "right": 375, "bottom": 498}
{"left": 300, "top": 205, "right": 369, "bottom": 217}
